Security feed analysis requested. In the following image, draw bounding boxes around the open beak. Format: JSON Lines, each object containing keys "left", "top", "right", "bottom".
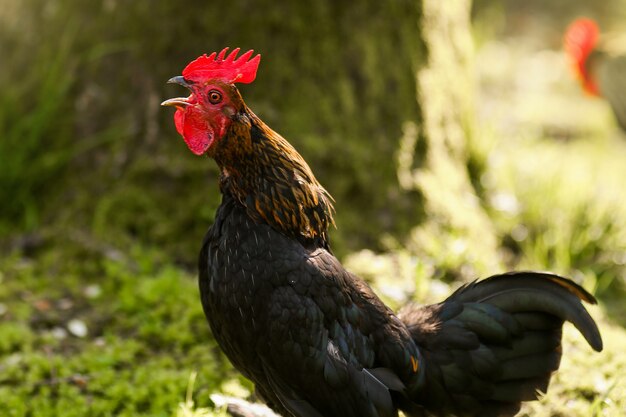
{"left": 161, "top": 76, "right": 194, "bottom": 107}
{"left": 161, "top": 97, "right": 191, "bottom": 107}
{"left": 167, "top": 76, "right": 192, "bottom": 88}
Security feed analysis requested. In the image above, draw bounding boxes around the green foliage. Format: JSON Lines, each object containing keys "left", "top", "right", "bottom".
{"left": 0, "top": 246, "right": 233, "bottom": 417}
{"left": 485, "top": 138, "right": 626, "bottom": 323}
{"left": 472, "top": 34, "right": 626, "bottom": 320}
{"left": 0, "top": 6, "right": 80, "bottom": 233}
{"left": 4, "top": 239, "right": 623, "bottom": 417}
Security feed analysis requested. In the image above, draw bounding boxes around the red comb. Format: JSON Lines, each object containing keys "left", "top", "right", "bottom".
{"left": 564, "top": 18, "right": 599, "bottom": 61}
{"left": 182, "top": 47, "right": 261, "bottom": 84}
{"left": 564, "top": 18, "right": 600, "bottom": 94}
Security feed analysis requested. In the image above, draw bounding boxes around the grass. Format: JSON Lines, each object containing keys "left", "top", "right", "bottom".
{"left": 0, "top": 244, "right": 236, "bottom": 417}
{"left": 487, "top": 138, "right": 626, "bottom": 298}
{"left": 475, "top": 37, "right": 626, "bottom": 323}
{"left": 3, "top": 233, "right": 625, "bottom": 416}
{"left": 0, "top": 19, "right": 79, "bottom": 234}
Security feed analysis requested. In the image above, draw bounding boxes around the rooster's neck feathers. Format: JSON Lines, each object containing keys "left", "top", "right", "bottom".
{"left": 214, "top": 108, "right": 335, "bottom": 246}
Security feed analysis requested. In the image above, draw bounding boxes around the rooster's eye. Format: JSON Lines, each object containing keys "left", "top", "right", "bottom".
{"left": 208, "top": 90, "right": 223, "bottom": 104}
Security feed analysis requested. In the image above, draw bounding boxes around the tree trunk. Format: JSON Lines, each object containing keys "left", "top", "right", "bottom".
{"left": 3, "top": 0, "right": 498, "bottom": 272}
{"left": 398, "top": 0, "right": 500, "bottom": 277}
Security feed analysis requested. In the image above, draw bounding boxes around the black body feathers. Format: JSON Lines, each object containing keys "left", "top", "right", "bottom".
{"left": 195, "top": 91, "right": 602, "bottom": 417}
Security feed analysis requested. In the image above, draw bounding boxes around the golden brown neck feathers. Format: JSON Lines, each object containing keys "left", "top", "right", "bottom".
{"left": 214, "top": 108, "right": 335, "bottom": 245}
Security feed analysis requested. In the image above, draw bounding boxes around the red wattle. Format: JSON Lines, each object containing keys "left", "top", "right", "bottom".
{"left": 175, "top": 106, "right": 214, "bottom": 155}
{"left": 174, "top": 109, "right": 185, "bottom": 135}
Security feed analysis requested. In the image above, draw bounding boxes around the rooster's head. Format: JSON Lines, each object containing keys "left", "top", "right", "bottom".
{"left": 564, "top": 18, "right": 600, "bottom": 95}
{"left": 162, "top": 48, "right": 261, "bottom": 155}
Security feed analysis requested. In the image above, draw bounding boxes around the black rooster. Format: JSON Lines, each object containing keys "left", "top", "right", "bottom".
{"left": 565, "top": 18, "right": 626, "bottom": 131}
{"left": 162, "top": 48, "right": 602, "bottom": 417}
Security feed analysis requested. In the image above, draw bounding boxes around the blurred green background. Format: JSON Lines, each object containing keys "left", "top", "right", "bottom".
{"left": 1, "top": 0, "right": 626, "bottom": 416}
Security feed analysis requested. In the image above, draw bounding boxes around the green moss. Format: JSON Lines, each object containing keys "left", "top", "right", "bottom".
{"left": 0, "top": 247, "right": 232, "bottom": 417}
{"left": 8, "top": 242, "right": 621, "bottom": 417}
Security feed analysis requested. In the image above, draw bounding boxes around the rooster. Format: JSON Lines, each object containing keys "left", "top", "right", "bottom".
{"left": 564, "top": 18, "right": 626, "bottom": 131}
{"left": 162, "top": 48, "right": 602, "bottom": 417}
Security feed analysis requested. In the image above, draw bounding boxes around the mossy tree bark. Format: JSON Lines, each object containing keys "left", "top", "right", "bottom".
{"left": 398, "top": 0, "right": 500, "bottom": 276}
{"left": 2, "top": 0, "right": 497, "bottom": 271}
